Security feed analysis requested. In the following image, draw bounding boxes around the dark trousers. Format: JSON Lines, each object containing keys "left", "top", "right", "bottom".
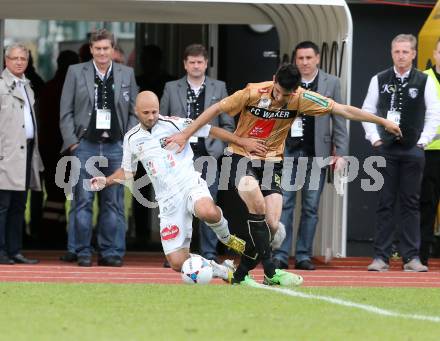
{"left": 0, "top": 190, "right": 28, "bottom": 256}
{"left": 0, "top": 139, "right": 32, "bottom": 256}
{"left": 420, "top": 150, "right": 440, "bottom": 258}
{"left": 374, "top": 144, "right": 425, "bottom": 263}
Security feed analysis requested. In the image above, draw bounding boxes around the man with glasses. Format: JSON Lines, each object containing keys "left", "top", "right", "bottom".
{"left": 0, "top": 43, "right": 43, "bottom": 265}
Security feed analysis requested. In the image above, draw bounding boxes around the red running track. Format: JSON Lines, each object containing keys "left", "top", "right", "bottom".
{"left": 0, "top": 251, "right": 439, "bottom": 288}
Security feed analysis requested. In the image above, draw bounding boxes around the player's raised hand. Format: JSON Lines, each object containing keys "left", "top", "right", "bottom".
{"left": 165, "top": 132, "right": 189, "bottom": 153}
{"left": 90, "top": 176, "right": 106, "bottom": 191}
{"left": 240, "top": 138, "right": 268, "bottom": 157}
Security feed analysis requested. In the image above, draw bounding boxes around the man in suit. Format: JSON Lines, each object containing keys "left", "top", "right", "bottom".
{"left": 0, "top": 43, "right": 43, "bottom": 264}
{"left": 160, "top": 44, "right": 235, "bottom": 262}
{"left": 272, "top": 41, "right": 348, "bottom": 270}
{"left": 60, "top": 29, "right": 138, "bottom": 267}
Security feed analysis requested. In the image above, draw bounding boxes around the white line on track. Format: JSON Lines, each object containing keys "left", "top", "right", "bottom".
{"left": 0, "top": 276, "right": 180, "bottom": 281}
{"left": 255, "top": 284, "right": 440, "bottom": 323}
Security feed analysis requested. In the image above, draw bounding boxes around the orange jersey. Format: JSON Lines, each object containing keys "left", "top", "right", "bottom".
{"left": 218, "top": 81, "right": 335, "bottom": 160}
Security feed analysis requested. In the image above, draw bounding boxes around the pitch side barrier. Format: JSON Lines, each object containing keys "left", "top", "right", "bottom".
{"left": 54, "top": 154, "right": 385, "bottom": 208}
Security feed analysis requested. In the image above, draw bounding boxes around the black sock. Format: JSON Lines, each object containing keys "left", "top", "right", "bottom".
{"left": 247, "top": 213, "right": 276, "bottom": 278}
{"left": 232, "top": 256, "right": 259, "bottom": 283}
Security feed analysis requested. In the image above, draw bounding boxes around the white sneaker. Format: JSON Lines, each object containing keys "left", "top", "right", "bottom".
{"left": 210, "top": 259, "right": 236, "bottom": 283}
{"left": 271, "top": 222, "right": 286, "bottom": 250}
{"left": 403, "top": 258, "right": 428, "bottom": 272}
{"left": 367, "top": 258, "right": 389, "bottom": 272}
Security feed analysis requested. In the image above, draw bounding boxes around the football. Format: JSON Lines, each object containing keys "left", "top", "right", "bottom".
{"left": 181, "top": 256, "right": 213, "bottom": 285}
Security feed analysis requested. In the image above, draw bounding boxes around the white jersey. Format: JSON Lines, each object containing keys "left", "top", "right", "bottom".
{"left": 121, "top": 115, "right": 211, "bottom": 202}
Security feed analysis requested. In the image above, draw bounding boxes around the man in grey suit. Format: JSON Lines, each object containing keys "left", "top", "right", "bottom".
{"left": 272, "top": 41, "right": 348, "bottom": 270}
{"left": 160, "top": 44, "right": 235, "bottom": 262}
{"left": 60, "top": 29, "right": 138, "bottom": 267}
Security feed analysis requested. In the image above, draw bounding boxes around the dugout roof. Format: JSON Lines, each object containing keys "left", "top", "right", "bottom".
{"left": 0, "top": 0, "right": 353, "bottom": 99}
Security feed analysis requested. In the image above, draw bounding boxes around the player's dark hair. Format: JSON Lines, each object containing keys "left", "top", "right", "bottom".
{"left": 274, "top": 63, "right": 301, "bottom": 91}
{"left": 294, "top": 41, "right": 320, "bottom": 55}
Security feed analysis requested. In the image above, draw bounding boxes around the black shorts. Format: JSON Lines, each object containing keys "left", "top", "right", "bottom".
{"left": 225, "top": 154, "right": 283, "bottom": 196}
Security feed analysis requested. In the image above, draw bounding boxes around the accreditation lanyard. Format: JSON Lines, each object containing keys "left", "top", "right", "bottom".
{"left": 94, "top": 67, "right": 113, "bottom": 130}
{"left": 386, "top": 77, "right": 407, "bottom": 126}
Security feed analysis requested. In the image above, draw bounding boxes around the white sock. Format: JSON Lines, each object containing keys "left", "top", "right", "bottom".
{"left": 189, "top": 254, "right": 227, "bottom": 280}
{"left": 271, "top": 222, "right": 286, "bottom": 250}
{"left": 209, "top": 259, "right": 229, "bottom": 280}
{"left": 206, "top": 211, "right": 231, "bottom": 244}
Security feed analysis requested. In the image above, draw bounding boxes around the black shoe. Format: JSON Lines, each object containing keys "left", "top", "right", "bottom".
{"left": 0, "top": 255, "right": 14, "bottom": 265}
{"left": 59, "top": 252, "right": 78, "bottom": 263}
{"left": 295, "top": 259, "right": 315, "bottom": 270}
{"left": 78, "top": 256, "right": 92, "bottom": 267}
{"left": 163, "top": 260, "right": 171, "bottom": 268}
{"left": 272, "top": 257, "right": 289, "bottom": 269}
{"left": 98, "top": 256, "right": 123, "bottom": 267}
{"left": 11, "top": 254, "right": 39, "bottom": 264}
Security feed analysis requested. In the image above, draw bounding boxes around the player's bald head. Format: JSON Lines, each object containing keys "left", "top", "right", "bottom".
{"left": 136, "top": 91, "right": 159, "bottom": 109}
{"left": 135, "top": 91, "right": 160, "bottom": 129}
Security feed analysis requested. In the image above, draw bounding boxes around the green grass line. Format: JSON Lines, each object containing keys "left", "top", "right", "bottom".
{"left": 0, "top": 282, "right": 439, "bottom": 341}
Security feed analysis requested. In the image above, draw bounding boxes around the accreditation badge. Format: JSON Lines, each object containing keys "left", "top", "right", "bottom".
{"left": 96, "top": 109, "right": 111, "bottom": 129}
{"left": 189, "top": 136, "right": 199, "bottom": 143}
{"left": 386, "top": 110, "right": 401, "bottom": 126}
{"left": 290, "top": 117, "right": 303, "bottom": 137}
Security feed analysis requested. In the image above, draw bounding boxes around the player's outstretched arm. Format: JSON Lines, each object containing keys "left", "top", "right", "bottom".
{"left": 209, "top": 126, "right": 268, "bottom": 157}
{"left": 90, "top": 168, "right": 135, "bottom": 191}
{"left": 166, "top": 103, "right": 223, "bottom": 151}
{"left": 331, "top": 102, "right": 402, "bottom": 137}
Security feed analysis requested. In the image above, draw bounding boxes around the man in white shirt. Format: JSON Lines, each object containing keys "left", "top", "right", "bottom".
{"left": 91, "top": 91, "right": 266, "bottom": 279}
{"left": 362, "top": 34, "right": 440, "bottom": 272}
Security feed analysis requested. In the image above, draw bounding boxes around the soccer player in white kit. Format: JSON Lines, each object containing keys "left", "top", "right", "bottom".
{"left": 91, "top": 91, "right": 267, "bottom": 281}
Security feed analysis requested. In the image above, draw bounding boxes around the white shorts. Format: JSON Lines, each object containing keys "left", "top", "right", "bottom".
{"left": 159, "top": 176, "right": 212, "bottom": 255}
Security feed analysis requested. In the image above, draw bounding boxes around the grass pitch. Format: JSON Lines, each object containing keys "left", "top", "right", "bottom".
{"left": 0, "top": 282, "right": 439, "bottom": 341}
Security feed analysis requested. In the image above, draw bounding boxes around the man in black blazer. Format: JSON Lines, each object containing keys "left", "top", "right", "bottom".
{"left": 160, "top": 44, "right": 235, "bottom": 262}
